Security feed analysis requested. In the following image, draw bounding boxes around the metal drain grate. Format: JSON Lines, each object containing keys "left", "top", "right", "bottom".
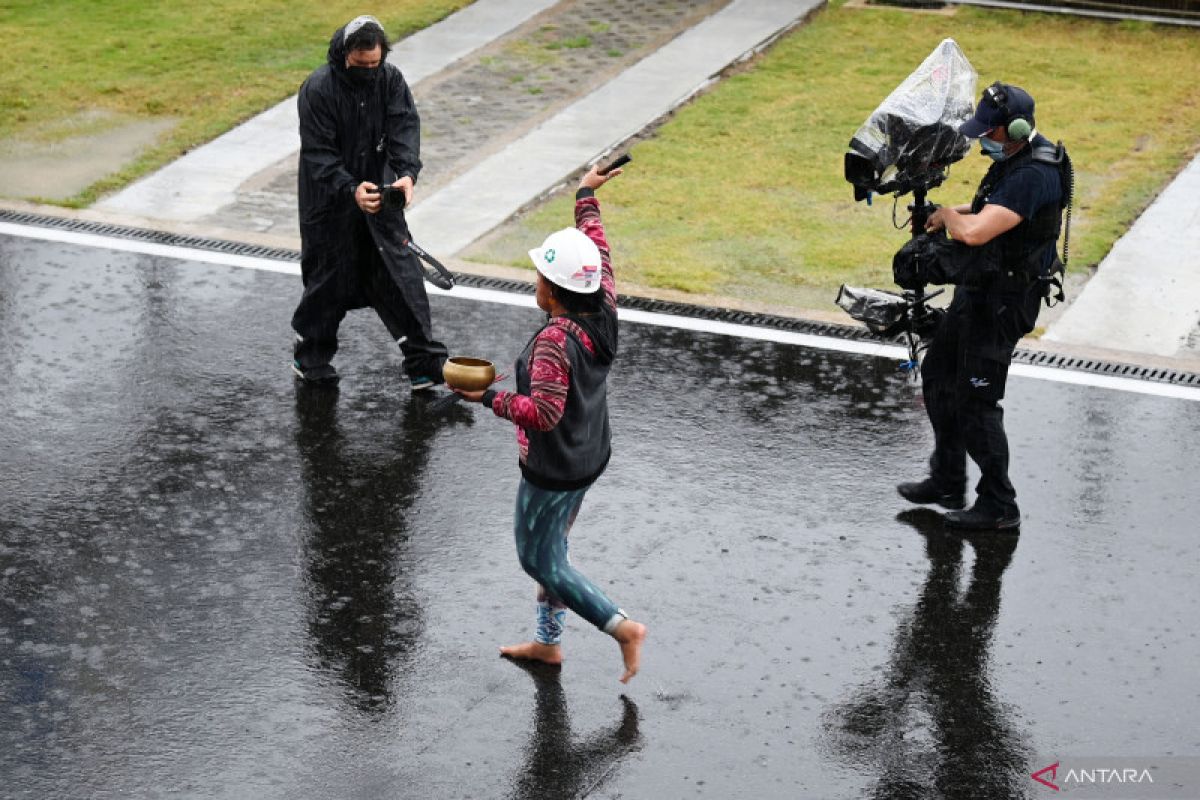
{"left": 4, "top": 208, "right": 1198, "bottom": 388}
{"left": 0, "top": 209, "right": 302, "bottom": 262}
{"left": 1011, "top": 349, "right": 1200, "bottom": 386}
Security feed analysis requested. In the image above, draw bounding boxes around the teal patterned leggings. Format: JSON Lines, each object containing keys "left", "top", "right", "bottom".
{"left": 514, "top": 479, "right": 624, "bottom": 644}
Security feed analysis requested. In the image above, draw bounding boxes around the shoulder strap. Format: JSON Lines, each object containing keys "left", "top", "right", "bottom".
{"left": 1031, "top": 140, "right": 1062, "bottom": 166}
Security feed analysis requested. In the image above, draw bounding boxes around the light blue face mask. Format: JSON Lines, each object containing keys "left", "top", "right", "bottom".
{"left": 980, "top": 136, "right": 1007, "bottom": 162}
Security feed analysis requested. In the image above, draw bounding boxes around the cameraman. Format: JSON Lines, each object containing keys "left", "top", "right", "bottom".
{"left": 290, "top": 15, "right": 448, "bottom": 388}
{"left": 897, "top": 83, "right": 1067, "bottom": 531}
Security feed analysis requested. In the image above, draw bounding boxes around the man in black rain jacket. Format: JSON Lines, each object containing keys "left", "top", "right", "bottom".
{"left": 291, "top": 15, "right": 448, "bottom": 389}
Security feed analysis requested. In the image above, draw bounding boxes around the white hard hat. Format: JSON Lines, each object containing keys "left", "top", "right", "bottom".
{"left": 528, "top": 228, "right": 603, "bottom": 294}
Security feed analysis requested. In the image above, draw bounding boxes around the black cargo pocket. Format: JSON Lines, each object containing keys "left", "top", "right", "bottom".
{"left": 960, "top": 350, "right": 1010, "bottom": 402}
{"left": 995, "top": 289, "right": 1041, "bottom": 345}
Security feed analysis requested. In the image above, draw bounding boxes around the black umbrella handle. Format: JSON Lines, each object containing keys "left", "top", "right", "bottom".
{"left": 405, "top": 238, "right": 455, "bottom": 290}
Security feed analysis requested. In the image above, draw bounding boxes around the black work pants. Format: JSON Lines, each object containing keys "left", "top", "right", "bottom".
{"left": 919, "top": 286, "right": 1040, "bottom": 516}
{"left": 291, "top": 238, "right": 447, "bottom": 380}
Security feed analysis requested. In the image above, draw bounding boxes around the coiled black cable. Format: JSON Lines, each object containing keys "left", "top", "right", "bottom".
{"left": 1061, "top": 148, "right": 1075, "bottom": 269}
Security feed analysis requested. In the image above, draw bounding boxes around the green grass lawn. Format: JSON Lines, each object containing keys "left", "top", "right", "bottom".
{"left": 466, "top": 1, "right": 1200, "bottom": 309}
{"left": 0, "top": 0, "right": 471, "bottom": 205}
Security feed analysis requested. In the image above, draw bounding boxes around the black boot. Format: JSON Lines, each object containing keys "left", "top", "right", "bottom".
{"left": 897, "top": 478, "right": 966, "bottom": 510}
{"left": 292, "top": 361, "right": 340, "bottom": 385}
{"left": 293, "top": 335, "right": 340, "bottom": 385}
{"left": 944, "top": 504, "right": 1020, "bottom": 532}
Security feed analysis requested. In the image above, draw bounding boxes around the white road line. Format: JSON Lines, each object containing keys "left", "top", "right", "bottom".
{"left": 0, "top": 222, "right": 301, "bottom": 276}
{"left": 4, "top": 221, "right": 1199, "bottom": 403}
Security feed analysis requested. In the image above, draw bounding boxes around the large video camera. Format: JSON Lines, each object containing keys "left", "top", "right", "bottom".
{"left": 837, "top": 39, "right": 978, "bottom": 368}
{"left": 843, "top": 38, "right": 976, "bottom": 201}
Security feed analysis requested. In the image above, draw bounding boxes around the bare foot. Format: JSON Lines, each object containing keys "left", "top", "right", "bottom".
{"left": 613, "top": 620, "right": 647, "bottom": 684}
{"left": 499, "top": 641, "right": 563, "bottom": 666}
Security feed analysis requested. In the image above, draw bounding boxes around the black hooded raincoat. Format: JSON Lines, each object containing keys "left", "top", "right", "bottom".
{"left": 290, "top": 23, "right": 446, "bottom": 379}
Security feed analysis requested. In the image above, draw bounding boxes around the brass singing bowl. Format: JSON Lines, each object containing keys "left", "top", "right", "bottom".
{"left": 442, "top": 356, "right": 496, "bottom": 391}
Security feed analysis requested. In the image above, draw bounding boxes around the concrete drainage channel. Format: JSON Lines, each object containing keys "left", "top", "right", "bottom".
{"left": 3, "top": 207, "right": 1198, "bottom": 389}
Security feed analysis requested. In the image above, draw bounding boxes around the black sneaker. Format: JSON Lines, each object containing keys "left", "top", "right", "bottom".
{"left": 897, "top": 479, "right": 966, "bottom": 510}
{"left": 293, "top": 361, "right": 339, "bottom": 384}
{"left": 944, "top": 506, "right": 1021, "bottom": 531}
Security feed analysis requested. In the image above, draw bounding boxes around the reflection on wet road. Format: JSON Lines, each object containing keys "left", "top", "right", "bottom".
{"left": 295, "top": 388, "right": 431, "bottom": 713}
{"left": 2, "top": 236, "right": 1199, "bottom": 799}
{"left": 506, "top": 660, "right": 641, "bottom": 800}
{"left": 824, "top": 509, "right": 1026, "bottom": 798}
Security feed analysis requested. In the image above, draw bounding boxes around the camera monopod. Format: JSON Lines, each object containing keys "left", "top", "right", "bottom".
{"left": 898, "top": 188, "right": 943, "bottom": 374}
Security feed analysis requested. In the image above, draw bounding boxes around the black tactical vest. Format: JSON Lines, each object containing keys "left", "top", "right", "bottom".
{"left": 970, "top": 137, "right": 1070, "bottom": 284}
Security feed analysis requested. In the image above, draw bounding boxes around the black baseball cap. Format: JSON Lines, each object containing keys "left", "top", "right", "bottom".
{"left": 959, "top": 83, "right": 1036, "bottom": 139}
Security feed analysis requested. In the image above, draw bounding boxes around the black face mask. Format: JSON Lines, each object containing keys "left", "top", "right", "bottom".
{"left": 346, "top": 66, "right": 379, "bottom": 85}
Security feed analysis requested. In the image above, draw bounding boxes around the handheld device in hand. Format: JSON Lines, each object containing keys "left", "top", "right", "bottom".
{"left": 380, "top": 185, "right": 406, "bottom": 211}
{"left": 598, "top": 153, "right": 631, "bottom": 176}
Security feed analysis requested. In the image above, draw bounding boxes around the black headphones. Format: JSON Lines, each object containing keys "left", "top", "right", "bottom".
{"left": 984, "top": 82, "right": 1033, "bottom": 140}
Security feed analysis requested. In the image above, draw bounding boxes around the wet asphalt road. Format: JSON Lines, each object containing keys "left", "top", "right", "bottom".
{"left": 2, "top": 234, "right": 1199, "bottom": 800}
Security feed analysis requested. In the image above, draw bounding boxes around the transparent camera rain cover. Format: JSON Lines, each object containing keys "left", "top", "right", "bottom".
{"left": 846, "top": 38, "right": 978, "bottom": 197}
{"left": 836, "top": 285, "right": 910, "bottom": 336}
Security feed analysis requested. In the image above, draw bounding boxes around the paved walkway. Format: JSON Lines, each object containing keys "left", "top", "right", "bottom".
{"left": 1044, "top": 152, "right": 1200, "bottom": 359}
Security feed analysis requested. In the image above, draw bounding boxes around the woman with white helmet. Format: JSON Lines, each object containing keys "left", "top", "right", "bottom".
{"left": 454, "top": 163, "right": 647, "bottom": 683}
